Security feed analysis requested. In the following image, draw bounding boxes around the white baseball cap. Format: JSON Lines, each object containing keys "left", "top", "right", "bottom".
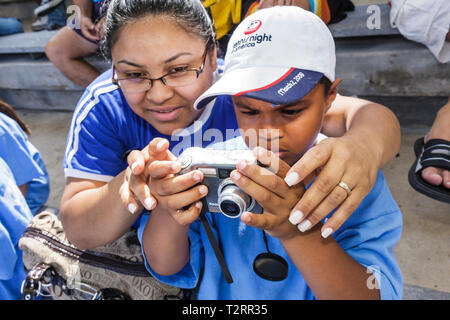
{"left": 194, "top": 6, "right": 336, "bottom": 110}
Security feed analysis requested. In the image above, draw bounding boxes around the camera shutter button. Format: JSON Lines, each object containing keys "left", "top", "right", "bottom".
{"left": 178, "top": 155, "right": 192, "bottom": 169}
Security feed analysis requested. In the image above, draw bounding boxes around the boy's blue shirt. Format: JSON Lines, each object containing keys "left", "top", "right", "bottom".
{"left": 0, "top": 113, "right": 49, "bottom": 215}
{"left": 0, "top": 157, "right": 33, "bottom": 300}
{"left": 137, "top": 136, "right": 404, "bottom": 300}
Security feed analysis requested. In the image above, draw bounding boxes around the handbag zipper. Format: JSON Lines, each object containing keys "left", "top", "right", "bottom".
{"left": 22, "top": 227, "right": 150, "bottom": 277}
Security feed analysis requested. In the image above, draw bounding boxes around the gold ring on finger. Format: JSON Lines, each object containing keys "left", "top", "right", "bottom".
{"left": 337, "top": 181, "right": 352, "bottom": 196}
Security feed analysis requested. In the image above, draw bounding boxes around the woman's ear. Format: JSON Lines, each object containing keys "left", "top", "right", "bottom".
{"left": 325, "top": 78, "right": 342, "bottom": 112}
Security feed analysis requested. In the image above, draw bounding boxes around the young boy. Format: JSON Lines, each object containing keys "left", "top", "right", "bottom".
{"left": 137, "top": 6, "right": 403, "bottom": 300}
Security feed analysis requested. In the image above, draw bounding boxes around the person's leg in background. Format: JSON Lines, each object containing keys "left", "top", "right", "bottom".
{"left": 0, "top": 17, "right": 24, "bottom": 36}
{"left": 45, "top": 26, "right": 100, "bottom": 88}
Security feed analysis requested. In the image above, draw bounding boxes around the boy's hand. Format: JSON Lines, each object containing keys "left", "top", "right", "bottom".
{"left": 230, "top": 147, "right": 306, "bottom": 240}
{"left": 147, "top": 159, "right": 208, "bottom": 226}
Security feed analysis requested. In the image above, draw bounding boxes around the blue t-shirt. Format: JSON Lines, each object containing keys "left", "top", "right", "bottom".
{"left": 0, "top": 157, "right": 33, "bottom": 300}
{"left": 0, "top": 113, "right": 49, "bottom": 215}
{"left": 137, "top": 136, "right": 403, "bottom": 300}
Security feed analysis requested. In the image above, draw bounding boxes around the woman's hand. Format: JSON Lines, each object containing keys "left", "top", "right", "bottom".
{"left": 283, "top": 135, "right": 380, "bottom": 239}
{"left": 120, "top": 138, "right": 173, "bottom": 214}
{"left": 230, "top": 147, "right": 306, "bottom": 240}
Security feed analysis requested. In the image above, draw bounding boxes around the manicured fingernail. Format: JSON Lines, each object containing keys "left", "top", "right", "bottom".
{"left": 237, "top": 161, "right": 247, "bottom": 171}
{"left": 231, "top": 171, "right": 241, "bottom": 180}
{"left": 241, "top": 212, "right": 251, "bottom": 223}
{"left": 195, "top": 201, "right": 202, "bottom": 209}
{"left": 289, "top": 210, "right": 304, "bottom": 225}
{"left": 298, "top": 220, "right": 312, "bottom": 232}
{"left": 144, "top": 197, "right": 155, "bottom": 210}
{"left": 193, "top": 171, "right": 202, "bottom": 181}
{"left": 284, "top": 172, "right": 300, "bottom": 187}
{"left": 199, "top": 185, "right": 208, "bottom": 195}
{"left": 131, "top": 162, "right": 138, "bottom": 173}
{"left": 128, "top": 203, "right": 137, "bottom": 214}
{"left": 321, "top": 227, "right": 333, "bottom": 239}
{"left": 172, "top": 162, "right": 181, "bottom": 171}
{"left": 157, "top": 139, "right": 167, "bottom": 150}
{"left": 256, "top": 147, "right": 265, "bottom": 158}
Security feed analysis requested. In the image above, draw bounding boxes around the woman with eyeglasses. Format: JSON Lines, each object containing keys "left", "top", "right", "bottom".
{"left": 60, "top": 0, "right": 401, "bottom": 250}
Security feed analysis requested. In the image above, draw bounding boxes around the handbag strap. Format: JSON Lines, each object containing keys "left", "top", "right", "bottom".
{"left": 21, "top": 263, "right": 53, "bottom": 300}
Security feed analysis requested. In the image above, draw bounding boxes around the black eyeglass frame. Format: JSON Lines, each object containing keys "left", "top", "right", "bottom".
{"left": 111, "top": 38, "right": 213, "bottom": 91}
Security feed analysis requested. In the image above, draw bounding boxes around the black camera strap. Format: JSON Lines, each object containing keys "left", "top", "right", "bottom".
{"left": 199, "top": 198, "right": 233, "bottom": 284}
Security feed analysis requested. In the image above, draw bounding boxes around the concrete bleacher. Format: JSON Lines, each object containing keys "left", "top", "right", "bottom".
{"left": 0, "top": 3, "right": 449, "bottom": 126}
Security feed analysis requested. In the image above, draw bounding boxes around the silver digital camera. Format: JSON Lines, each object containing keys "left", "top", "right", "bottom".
{"left": 177, "top": 147, "right": 263, "bottom": 218}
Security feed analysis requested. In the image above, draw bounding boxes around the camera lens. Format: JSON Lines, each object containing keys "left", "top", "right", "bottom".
{"left": 220, "top": 200, "right": 241, "bottom": 217}
{"left": 218, "top": 180, "right": 253, "bottom": 218}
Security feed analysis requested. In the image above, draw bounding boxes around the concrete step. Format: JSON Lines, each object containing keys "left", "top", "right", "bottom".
{"left": 0, "top": 0, "right": 38, "bottom": 20}
{"left": 328, "top": 3, "right": 400, "bottom": 38}
{"left": 0, "top": 0, "right": 72, "bottom": 20}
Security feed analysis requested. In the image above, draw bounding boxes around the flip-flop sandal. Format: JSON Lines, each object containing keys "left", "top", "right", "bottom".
{"left": 408, "top": 137, "right": 450, "bottom": 203}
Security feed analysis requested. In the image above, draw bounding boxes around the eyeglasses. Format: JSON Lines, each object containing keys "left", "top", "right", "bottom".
{"left": 112, "top": 39, "right": 211, "bottom": 94}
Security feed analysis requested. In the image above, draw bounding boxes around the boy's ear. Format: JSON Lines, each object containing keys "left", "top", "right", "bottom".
{"left": 325, "top": 78, "right": 342, "bottom": 111}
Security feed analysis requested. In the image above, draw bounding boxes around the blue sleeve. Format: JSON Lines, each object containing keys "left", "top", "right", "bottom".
{"left": 333, "top": 171, "right": 403, "bottom": 300}
{"left": 0, "top": 158, "right": 33, "bottom": 280}
{"left": 0, "top": 117, "right": 43, "bottom": 187}
{"left": 137, "top": 214, "right": 204, "bottom": 289}
{"left": 64, "top": 86, "right": 128, "bottom": 182}
{"left": 0, "top": 223, "right": 17, "bottom": 280}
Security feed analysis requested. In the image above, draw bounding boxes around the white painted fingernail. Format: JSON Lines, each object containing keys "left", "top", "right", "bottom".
{"left": 128, "top": 203, "right": 137, "bottom": 214}
{"left": 298, "top": 220, "right": 312, "bottom": 232}
{"left": 193, "top": 171, "right": 202, "bottom": 181}
{"left": 321, "top": 227, "right": 333, "bottom": 239}
{"left": 284, "top": 172, "right": 300, "bottom": 187}
{"left": 172, "top": 162, "right": 181, "bottom": 171}
{"left": 157, "top": 139, "right": 167, "bottom": 150}
{"left": 289, "top": 210, "right": 304, "bottom": 225}
{"left": 237, "top": 161, "right": 247, "bottom": 171}
{"left": 199, "top": 185, "right": 208, "bottom": 195}
{"left": 144, "top": 197, "right": 155, "bottom": 210}
{"left": 231, "top": 171, "right": 241, "bottom": 180}
{"left": 131, "top": 162, "right": 138, "bottom": 173}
